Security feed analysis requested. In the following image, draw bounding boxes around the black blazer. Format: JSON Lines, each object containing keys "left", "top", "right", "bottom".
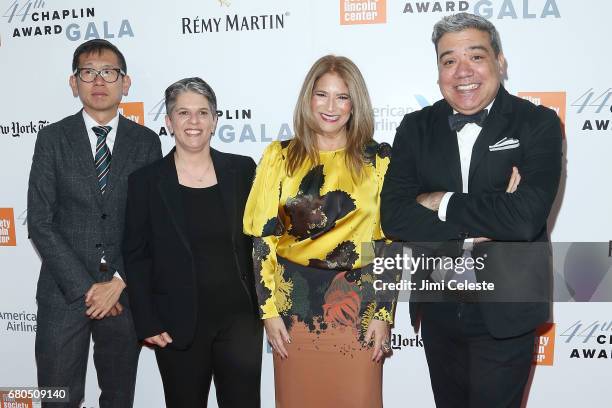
{"left": 381, "top": 86, "right": 562, "bottom": 338}
{"left": 123, "top": 147, "right": 258, "bottom": 349}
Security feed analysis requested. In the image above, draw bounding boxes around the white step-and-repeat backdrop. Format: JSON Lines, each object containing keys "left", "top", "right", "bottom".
{"left": 1, "top": 0, "right": 611, "bottom": 406}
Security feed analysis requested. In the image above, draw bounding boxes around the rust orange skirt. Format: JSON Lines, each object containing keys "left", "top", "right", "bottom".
{"left": 273, "top": 317, "right": 383, "bottom": 408}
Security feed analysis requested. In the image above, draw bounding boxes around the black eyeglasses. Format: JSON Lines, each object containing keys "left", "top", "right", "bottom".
{"left": 73, "top": 67, "right": 126, "bottom": 83}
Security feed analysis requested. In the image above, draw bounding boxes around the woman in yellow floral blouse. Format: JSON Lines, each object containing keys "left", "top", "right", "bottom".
{"left": 243, "top": 55, "right": 397, "bottom": 408}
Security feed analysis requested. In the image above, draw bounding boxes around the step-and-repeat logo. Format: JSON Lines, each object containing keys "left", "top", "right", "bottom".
{"left": 0, "top": 120, "right": 50, "bottom": 138}
{"left": 518, "top": 91, "right": 566, "bottom": 136}
{"left": 391, "top": 332, "right": 424, "bottom": 351}
{"left": 181, "top": 1, "right": 290, "bottom": 35}
{"left": 3, "top": 1, "right": 134, "bottom": 43}
{"left": 473, "top": 0, "right": 560, "bottom": 19}
{"left": 570, "top": 88, "right": 612, "bottom": 132}
{"left": 1, "top": 310, "right": 37, "bottom": 333}
{"left": 403, "top": 0, "right": 468, "bottom": 14}
{"left": 16, "top": 209, "right": 27, "bottom": 227}
{"left": 560, "top": 319, "right": 612, "bottom": 360}
{"left": 341, "top": 0, "right": 386, "bottom": 25}
{"left": 372, "top": 94, "right": 433, "bottom": 139}
{"left": 0, "top": 208, "right": 16, "bottom": 246}
{"left": 118, "top": 102, "right": 145, "bottom": 126}
{"left": 534, "top": 323, "right": 555, "bottom": 365}
{"left": 147, "top": 98, "right": 292, "bottom": 143}
{"left": 402, "top": 0, "right": 561, "bottom": 19}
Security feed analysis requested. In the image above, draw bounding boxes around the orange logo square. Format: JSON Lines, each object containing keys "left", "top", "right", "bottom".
{"left": 533, "top": 323, "right": 555, "bottom": 365}
{"left": 340, "top": 0, "right": 386, "bottom": 25}
{"left": 518, "top": 92, "right": 566, "bottom": 135}
{"left": 0, "top": 390, "right": 34, "bottom": 407}
{"left": 118, "top": 102, "right": 145, "bottom": 125}
{"left": 0, "top": 208, "right": 16, "bottom": 246}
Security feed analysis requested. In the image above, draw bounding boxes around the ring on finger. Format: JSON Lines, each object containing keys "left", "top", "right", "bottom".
{"left": 381, "top": 339, "right": 391, "bottom": 353}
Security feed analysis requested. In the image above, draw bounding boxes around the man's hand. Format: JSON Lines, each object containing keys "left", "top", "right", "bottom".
{"left": 144, "top": 332, "right": 173, "bottom": 348}
{"left": 417, "top": 167, "right": 521, "bottom": 242}
{"left": 416, "top": 191, "right": 446, "bottom": 211}
{"left": 85, "top": 277, "right": 126, "bottom": 319}
{"left": 506, "top": 166, "right": 521, "bottom": 193}
{"left": 107, "top": 302, "right": 124, "bottom": 317}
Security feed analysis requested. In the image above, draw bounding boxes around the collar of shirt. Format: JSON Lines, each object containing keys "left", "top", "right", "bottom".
{"left": 82, "top": 109, "right": 120, "bottom": 155}
{"left": 453, "top": 99, "right": 495, "bottom": 149}
{"left": 452, "top": 99, "right": 495, "bottom": 134}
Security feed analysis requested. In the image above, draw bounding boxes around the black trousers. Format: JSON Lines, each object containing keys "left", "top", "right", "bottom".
{"left": 421, "top": 302, "right": 535, "bottom": 408}
{"left": 36, "top": 301, "right": 141, "bottom": 408}
{"left": 155, "top": 310, "right": 263, "bottom": 408}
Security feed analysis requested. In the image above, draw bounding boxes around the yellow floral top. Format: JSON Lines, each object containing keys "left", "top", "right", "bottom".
{"left": 243, "top": 140, "right": 396, "bottom": 329}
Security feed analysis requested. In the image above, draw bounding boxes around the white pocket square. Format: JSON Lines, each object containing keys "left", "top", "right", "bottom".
{"left": 489, "top": 137, "right": 520, "bottom": 151}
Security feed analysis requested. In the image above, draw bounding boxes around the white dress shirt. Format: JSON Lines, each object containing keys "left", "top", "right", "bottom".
{"left": 438, "top": 101, "right": 494, "bottom": 249}
{"left": 82, "top": 110, "right": 119, "bottom": 156}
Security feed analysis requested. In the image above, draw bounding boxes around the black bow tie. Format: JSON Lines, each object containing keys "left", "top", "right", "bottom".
{"left": 448, "top": 110, "right": 488, "bottom": 132}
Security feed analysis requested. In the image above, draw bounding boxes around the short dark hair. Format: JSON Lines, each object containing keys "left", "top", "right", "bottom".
{"left": 72, "top": 39, "right": 127, "bottom": 73}
{"left": 432, "top": 12, "right": 502, "bottom": 57}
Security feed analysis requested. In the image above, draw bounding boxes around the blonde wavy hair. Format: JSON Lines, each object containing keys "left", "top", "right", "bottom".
{"left": 286, "top": 55, "right": 374, "bottom": 178}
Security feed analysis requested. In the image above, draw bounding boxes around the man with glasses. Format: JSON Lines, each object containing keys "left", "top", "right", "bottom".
{"left": 28, "top": 39, "right": 161, "bottom": 408}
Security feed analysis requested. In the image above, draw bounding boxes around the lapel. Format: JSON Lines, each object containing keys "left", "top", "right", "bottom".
{"left": 62, "top": 110, "right": 102, "bottom": 207}
{"left": 433, "top": 102, "right": 463, "bottom": 192}
{"left": 157, "top": 149, "right": 193, "bottom": 256}
{"left": 211, "top": 148, "right": 237, "bottom": 244}
{"left": 468, "top": 86, "right": 511, "bottom": 186}
{"left": 105, "top": 115, "right": 137, "bottom": 197}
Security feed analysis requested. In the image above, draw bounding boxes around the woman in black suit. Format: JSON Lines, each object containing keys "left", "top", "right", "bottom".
{"left": 123, "top": 77, "right": 262, "bottom": 408}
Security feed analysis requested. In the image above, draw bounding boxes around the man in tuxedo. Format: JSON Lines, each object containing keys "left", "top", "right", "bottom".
{"left": 28, "top": 39, "right": 162, "bottom": 407}
{"left": 381, "top": 13, "right": 562, "bottom": 408}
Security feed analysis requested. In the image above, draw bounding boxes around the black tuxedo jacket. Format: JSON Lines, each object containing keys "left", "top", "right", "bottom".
{"left": 381, "top": 86, "right": 562, "bottom": 338}
{"left": 123, "top": 147, "right": 258, "bottom": 349}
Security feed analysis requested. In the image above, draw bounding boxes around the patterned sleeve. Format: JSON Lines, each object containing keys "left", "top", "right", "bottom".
{"left": 372, "top": 142, "right": 400, "bottom": 324}
{"left": 243, "top": 141, "right": 285, "bottom": 319}
{"left": 373, "top": 142, "right": 391, "bottom": 241}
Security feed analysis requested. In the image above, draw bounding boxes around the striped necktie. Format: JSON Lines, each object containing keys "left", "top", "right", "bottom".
{"left": 93, "top": 125, "right": 112, "bottom": 194}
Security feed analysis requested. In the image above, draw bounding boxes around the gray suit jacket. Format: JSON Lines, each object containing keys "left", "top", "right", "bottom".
{"left": 28, "top": 110, "right": 162, "bottom": 309}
